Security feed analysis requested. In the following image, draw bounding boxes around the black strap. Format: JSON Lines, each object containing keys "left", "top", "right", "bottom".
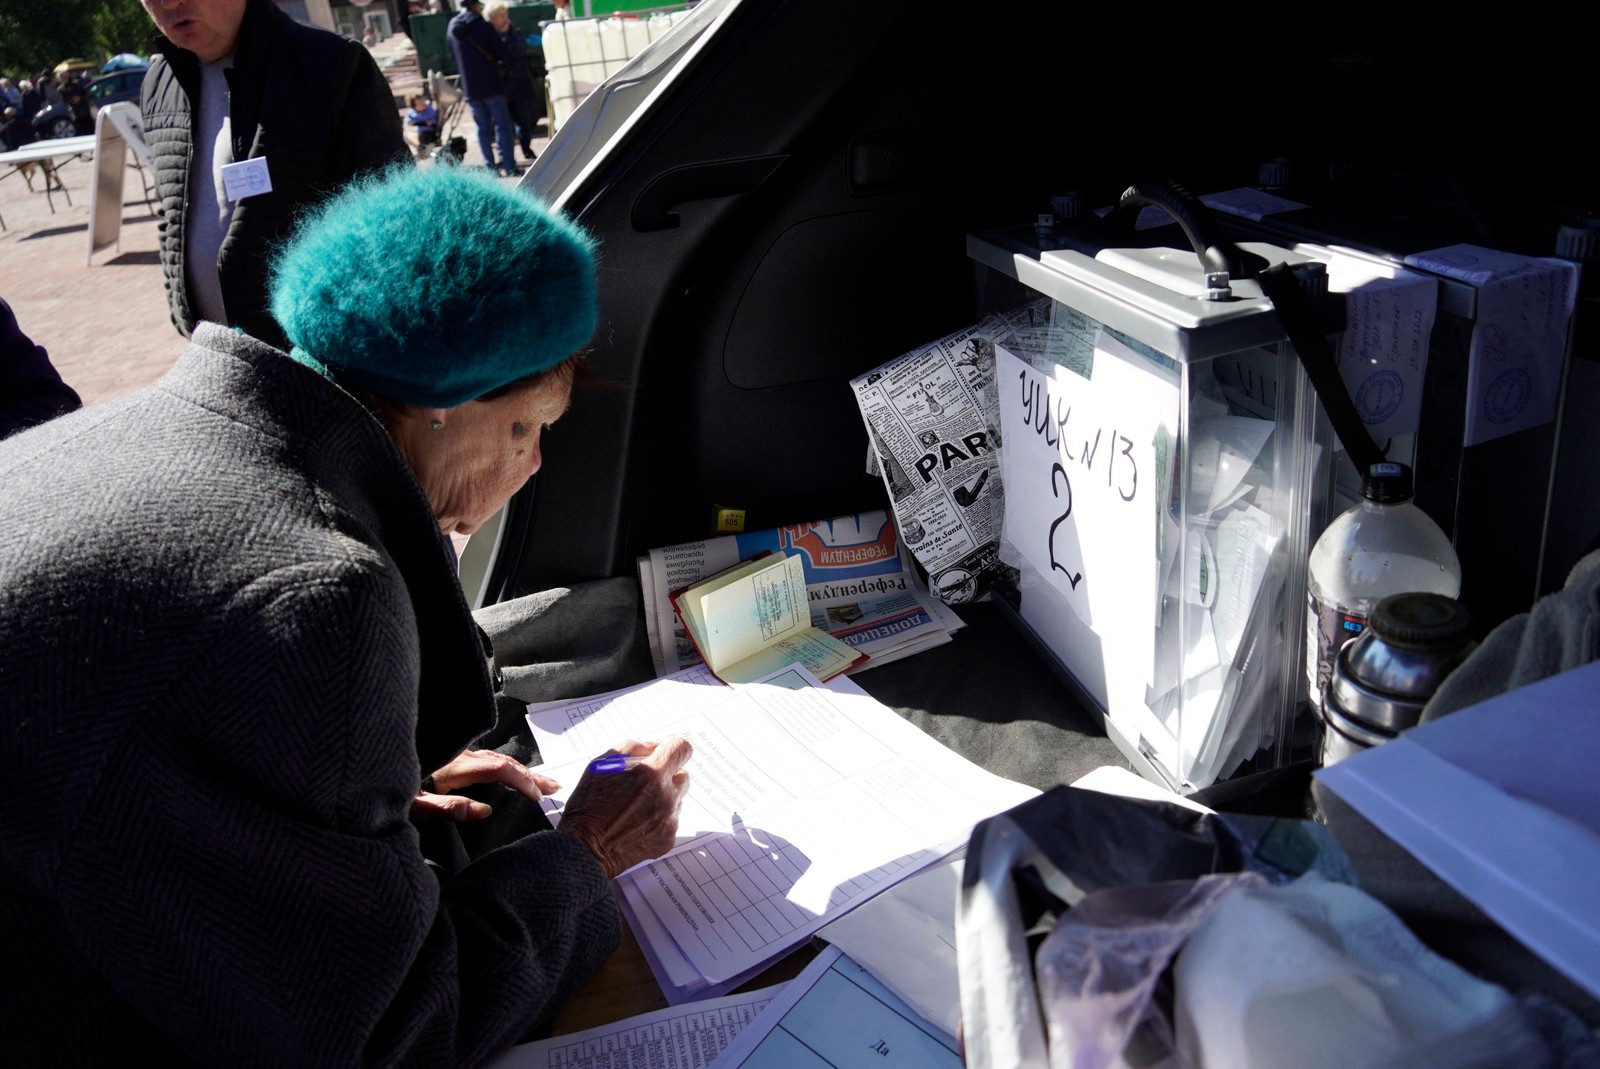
{"left": 1255, "top": 262, "right": 1384, "bottom": 473}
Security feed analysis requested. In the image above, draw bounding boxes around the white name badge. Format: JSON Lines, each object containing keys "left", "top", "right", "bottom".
{"left": 220, "top": 157, "right": 272, "bottom": 201}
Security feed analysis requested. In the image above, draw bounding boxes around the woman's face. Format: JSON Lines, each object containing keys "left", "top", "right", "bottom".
{"left": 396, "top": 370, "right": 574, "bottom": 537}
{"left": 490, "top": 10, "right": 509, "bottom": 30}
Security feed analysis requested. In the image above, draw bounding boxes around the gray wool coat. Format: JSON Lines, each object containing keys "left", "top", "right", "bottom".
{"left": 0, "top": 326, "right": 618, "bottom": 1066}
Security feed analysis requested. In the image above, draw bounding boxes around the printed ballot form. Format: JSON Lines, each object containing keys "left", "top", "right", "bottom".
{"left": 526, "top": 664, "right": 727, "bottom": 764}
{"left": 486, "top": 987, "right": 779, "bottom": 1069}
{"left": 526, "top": 667, "right": 1039, "bottom": 1000}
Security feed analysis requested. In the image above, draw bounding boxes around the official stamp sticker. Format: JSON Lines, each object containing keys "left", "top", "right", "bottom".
{"left": 1355, "top": 370, "right": 1404, "bottom": 425}
{"left": 1484, "top": 368, "right": 1533, "bottom": 424}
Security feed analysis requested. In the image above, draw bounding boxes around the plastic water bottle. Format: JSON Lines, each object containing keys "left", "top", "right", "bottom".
{"left": 1305, "top": 462, "right": 1461, "bottom": 711}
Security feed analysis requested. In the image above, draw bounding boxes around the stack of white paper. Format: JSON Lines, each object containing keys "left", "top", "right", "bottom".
{"left": 487, "top": 985, "right": 779, "bottom": 1069}
{"left": 527, "top": 666, "right": 1039, "bottom": 1002}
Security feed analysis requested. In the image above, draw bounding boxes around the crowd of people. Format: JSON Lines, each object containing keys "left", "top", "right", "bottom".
{"left": 0, "top": 67, "right": 96, "bottom": 152}
{"left": 1, "top": 0, "right": 689, "bottom": 1064}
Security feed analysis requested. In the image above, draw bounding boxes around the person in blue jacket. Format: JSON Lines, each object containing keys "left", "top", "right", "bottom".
{"left": 448, "top": 0, "right": 520, "bottom": 177}
{"left": 404, "top": 92, "right": 440, "bottom": 158}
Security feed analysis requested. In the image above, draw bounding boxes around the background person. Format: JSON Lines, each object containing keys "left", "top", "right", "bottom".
{"left": 0, "top": 164, "right": 690, "bottom": 1066}
{"left": 0, "top": 105, "right": 35, "bottom": 152}
{"left": 139, "top": 0, "right": 410, "bottom": 350}
{"left": 404, "top": 91, "right": 440, "bottom": 157}
{"left": 17, "top": 78, "right": 42, "bottom": 122}
{"left": 487, "top": 2, "right": 539, "bottom": 164}
{"left": 33, "top": 69, "right": 59, "bottom": 105}
{"left": 448, "top": 0, "right": 520, "bottom": 177}
{"left": 58, "top": 73, "right": 91, "bottom": 134}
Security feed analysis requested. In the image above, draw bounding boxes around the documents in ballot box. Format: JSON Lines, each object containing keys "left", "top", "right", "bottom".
{"left": 670, "top": 551, "right": 867, "bottom": 685}
{"left": 524, "top": 664, "right": 1040, "bottom": 1004}
{"left": 637, "top": 510, "right": 964, "bottom": 680}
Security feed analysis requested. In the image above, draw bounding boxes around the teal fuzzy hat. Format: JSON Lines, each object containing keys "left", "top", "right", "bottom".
{"left": 268, "top": 165, "right": 597, "bottom": 409}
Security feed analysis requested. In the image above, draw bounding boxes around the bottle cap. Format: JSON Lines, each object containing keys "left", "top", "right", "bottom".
{"left": 1368, "top": 591, "right": 1473, "bottom": 650}
{"left": 1360, "top": 461, "right": 1413, "bottom": 504}
{"left": 1049, "top": 190, "right": 1083, "bottom": 222}
{"left": 1555, "top": 218, "right": 1600, "bottom": 264}
{"left": 1257, "top": 157, "right": 1292, "bottom": 189}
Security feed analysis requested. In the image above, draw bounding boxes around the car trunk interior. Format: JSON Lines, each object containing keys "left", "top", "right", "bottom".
{"left": 480, "top": 1, "right": 1595, "bottom": 796}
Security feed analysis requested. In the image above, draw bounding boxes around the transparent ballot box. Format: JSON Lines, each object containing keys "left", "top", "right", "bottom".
{"left": 969, "top": 226, "right": 1338, "bottom": 791}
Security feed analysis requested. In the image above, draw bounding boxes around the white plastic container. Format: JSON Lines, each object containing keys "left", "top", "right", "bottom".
{"left": 1305, "top": 462, "right": 1461, "bottom": 711}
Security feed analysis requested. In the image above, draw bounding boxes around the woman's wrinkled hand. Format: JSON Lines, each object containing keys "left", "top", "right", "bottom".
{"left": 558, "top": 737, "right": 693, "bottom": 878}
{"left": 410, "top": 748, "right": 561, "bottom": 824}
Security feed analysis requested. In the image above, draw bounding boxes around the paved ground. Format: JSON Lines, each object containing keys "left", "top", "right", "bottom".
{"left": 0, "top": 35, "right": 546, "bottom": 412}
{"left": 1, "top": 153, "right": 176, "bottom": 408}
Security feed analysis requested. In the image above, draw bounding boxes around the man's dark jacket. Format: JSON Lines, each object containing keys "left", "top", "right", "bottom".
{"left": 0, "top": 326, "right": 618, "bottom": 1065}
{"left": 140, "top": 0, "right": 409, "bottom": 350}
{"left": 448, "top": 7, "right": 508, "bottom": 101}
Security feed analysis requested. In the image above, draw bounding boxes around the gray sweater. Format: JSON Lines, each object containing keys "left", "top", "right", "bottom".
{"left": 0, "top": 326, "right": 618, "bottom": 1066}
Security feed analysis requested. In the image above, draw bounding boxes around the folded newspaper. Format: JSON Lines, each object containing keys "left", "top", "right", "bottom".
{"left": 637, "top": 510, "right": 963, "bottom": 678}
{"left": 848, "top": 303, "right": 1057, "bottom": 604}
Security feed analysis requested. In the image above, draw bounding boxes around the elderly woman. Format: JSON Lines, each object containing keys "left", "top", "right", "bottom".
{"left": 0, "top": 167, "right": 690, "bottom": 1065}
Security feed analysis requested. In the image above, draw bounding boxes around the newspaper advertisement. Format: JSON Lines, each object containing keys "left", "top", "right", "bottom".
{"left": 638, "top": 510, "right": 962, "bottom": 678}
{"left": 850, "top": 302, "right": 1062, "bottom": 604}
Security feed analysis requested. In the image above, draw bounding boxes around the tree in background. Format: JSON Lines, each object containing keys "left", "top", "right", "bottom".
{"left": 1, "top": 0, "right": 152, "bottom": 77}
{"left": 94, "top": 0, "right": 159, "bottom": 59}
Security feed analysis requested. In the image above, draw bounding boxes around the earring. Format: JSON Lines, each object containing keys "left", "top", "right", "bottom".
{"left": 430, "top": 420, "right": 444, "bottom": 431}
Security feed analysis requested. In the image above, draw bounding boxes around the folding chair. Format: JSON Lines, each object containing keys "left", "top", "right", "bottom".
{"left": 425, "top": 70, "right": 467, "bottom": 160}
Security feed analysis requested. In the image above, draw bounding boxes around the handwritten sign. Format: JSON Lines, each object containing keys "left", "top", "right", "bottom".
{"left": 997, "top": 336, "right": 1180, "bottom": 685}
{"left": 1404, "top": 244, "right": 1579, "bottom": 446}
{"left": 1323, "top": 252, "right": 1438, "bottom": 446}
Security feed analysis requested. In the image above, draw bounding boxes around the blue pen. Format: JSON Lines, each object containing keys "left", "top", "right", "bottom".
{"left": 588, "top": 753, "right": 645, "bottom": 775}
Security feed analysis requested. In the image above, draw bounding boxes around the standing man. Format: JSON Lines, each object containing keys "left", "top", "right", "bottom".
{"left": 17, "top": 80, "right": 41, "bottom": 123}
{"left": 448, "top": 0, "right": 520, "bottom": 177}
{"left": 59, "top": 75, "right": 92, "bottom": 135}
{"left": 139, "top": 0, "right": 410, "bottom": 350}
